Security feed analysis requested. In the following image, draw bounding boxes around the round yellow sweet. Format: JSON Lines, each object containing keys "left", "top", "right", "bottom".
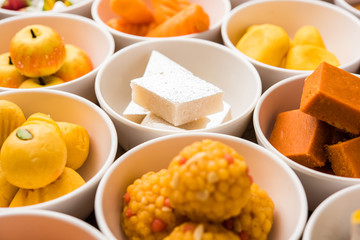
{"left": 0, "top": 123, "right": 67, "bottom": 189}
{"left": 57, "top": 121, "right": 90, "bottom": 170}
{"left": 23, "top": 112, "right": 61, "bottom": 135}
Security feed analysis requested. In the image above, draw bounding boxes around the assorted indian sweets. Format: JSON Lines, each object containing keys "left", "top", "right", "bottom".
{"left": 121, "top": 139, "right": 275, "bottom": 240}
{"left": 269, "top": 62, "right": 360, "bottom": 178}
{"left": 123, "top": 50, "right": 232, "bottom": 131}
{"left": 235, "top": 24, "right": 339, "bottom": 71}
{"left": 0, "top": 24, "right": 93, "bottom": 88}
{"left": 0, "top": 100, "right": 90, "bottom": 207}
{"left": 0, "top": 0, "right": 84, "bottom": 11}
{"left": 106, "top": 0, "right": 210, "bottom": 37}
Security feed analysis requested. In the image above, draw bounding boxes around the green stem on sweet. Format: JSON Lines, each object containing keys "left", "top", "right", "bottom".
{"left": 8, "top": 56, "right": 13, "bottom": 65}
{"left": 30, "top": 29, "right": 36, "bottom": 38}
{"left": 39, "top": 77, "right": 46, "bottom": 85}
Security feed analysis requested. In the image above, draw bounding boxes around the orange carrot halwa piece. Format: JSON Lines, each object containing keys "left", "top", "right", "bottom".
{"left": 106, "top": 18, "right": 154, "bottom": 36}
{"left": 151, "top": 0, "right": 191, "bottom": 24}
{"left": 146, "top": 3, "right": 210, "bottom": 37}
{"left": 110, "top": 0, "right": 154, "bottom": 24}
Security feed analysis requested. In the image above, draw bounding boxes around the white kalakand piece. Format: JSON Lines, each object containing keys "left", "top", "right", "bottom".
{"left": 131, "top": 51, "right": 224, "bottom": 126}
{"left": 131, "top": 72, "right": 224, "bottom": 126}
{"left": 122, "top": 101, "right": 149, "bottom": 124}
{"left": 141, "top": 101, "right": 232, "bottom": 130}
{"left": 143, "top": 50, "right": 192, "bottom": 76}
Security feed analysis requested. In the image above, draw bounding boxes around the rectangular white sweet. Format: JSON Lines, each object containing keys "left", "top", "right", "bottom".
{"left": 143, "top": 50, "right": 192, "bottom": 76}
{"left": 140, "top": 101, "right": 232, "bottom": 130}
{"left": 141, "top": 113, "right": 184, "bottom": 131}
{"left": 131, "top": 72, "right": 224, "bottom": 126}
{"left": 122, "top": 101, "right": 150, "bottom": 124}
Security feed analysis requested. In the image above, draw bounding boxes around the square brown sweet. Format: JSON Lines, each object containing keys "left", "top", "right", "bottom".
{"left": 269, "top": 109, "right": 331, "bottom": 168}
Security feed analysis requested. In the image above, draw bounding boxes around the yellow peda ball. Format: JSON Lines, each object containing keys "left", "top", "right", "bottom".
{"left": 0, "top": 123, "right": 67, "bottom": 189}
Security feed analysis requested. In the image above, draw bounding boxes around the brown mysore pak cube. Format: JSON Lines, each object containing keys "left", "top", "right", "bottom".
{"left": 269, "top": 109, "right": 331, "bottom": 168}
{"left": 327, "top": 136, "right": 360, "bottom": 178}
{"left": 300, "top": 62, "right": 360, "bottom": 135}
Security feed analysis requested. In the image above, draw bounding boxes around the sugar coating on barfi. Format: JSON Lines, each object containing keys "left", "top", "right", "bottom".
{"left": 300, "top": 62, "right": 360, "bottom": 135}
{"left": 326, "top": 136, "right": 360, "bottom": 178}
{"left": 140, "top": 101, "right": 232, "bottom": 130}
{"left": 131, "top": 71, "right": 224, "bottom": 126}
{"left": 269, "top": 109, "right": 331, "bottom": 168}
{"left": 123, "top": 101, "right": 150, "bottom": 124}
{"left": 143, "top": 50, "right": 192, "bottom": 76}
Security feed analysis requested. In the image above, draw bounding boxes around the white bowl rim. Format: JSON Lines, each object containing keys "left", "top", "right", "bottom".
{"left": 0, "top": 0, "right": 93, "bottom": 15}
{"left": 221, "top": 0, "right": 360, "bottom": 73}
{"left": 302, "top": 184, "right": 360, "bottom": 239}
{"left": 0, "top": 12, "right": 115, "bottom": 91}
{"left": 334, "top": 0, "right": 360, "bottom": 17}
{"left": 253, "top": 73, "right": 360, "bottom": 184}
{"left": 0, "top": 209, "right": 106, "bottom": 238}
{"left": 0, "top": 88, "right": 118, "bottom": 210}
{"left": 91, "top": 0, "right": 232, "bottom": 41}
{"left": 95, "top": 37, "right": 262, "bottom": 133}
{"left": 94, "top": 132, "right": 308, "bottom": 240}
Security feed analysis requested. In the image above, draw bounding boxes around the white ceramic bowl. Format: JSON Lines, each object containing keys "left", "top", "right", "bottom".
{"left": 0, "top": 89, "right": 118, "bottom": 220}
{"left": 0, "top": 209, "right": 107, "bottom": 239}
{"left": 91, "top": 0, "right": 231, "bottom": 50}
{"left": 221, "top": 0, "right": 360, "bottom": 91}
{"left": 95, "top": 38, "right": 262, "bottom": 151}
{"left": 0, "top": 13, "right": 115, "bottom": 103}
{"left": 0, "top": 0, "right": 93, "bottom": 19}
{"left": 253, "top": 73, "right": 360, "bottom": 211}
{"left": 303, "top": 184, "right": 360, "bottom": 240}
{"left": 95, "top": 132, "right": 308, "bottom": 240}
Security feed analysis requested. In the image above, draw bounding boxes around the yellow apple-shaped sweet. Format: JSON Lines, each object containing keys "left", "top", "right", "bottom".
{"left": 9, "top": 167, "right": 85, "bottom": 207}
{"left": 0, "top": 123, "right": 67, "bottom": 189}
{"left": 57, "top": 121, "right": 90, "bottom": 170}
{"left": 0, "top": 100, "right": 26, "bottom": 149}
{"left": 19, "top": 76, "right": 65, "bottom": 88}
{"left": 54, "top": 44, "right": 93, "bottom": 82}
{"left": 0, "top": 52, "right": 26, "bottom": 88}
{"left": 10, "top": 24, "right": 66, "bottom": 78}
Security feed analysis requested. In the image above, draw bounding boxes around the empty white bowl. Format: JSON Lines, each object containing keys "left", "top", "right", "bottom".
{"left": 222, "top": 0, "right": 360, "bottom": 90}
{"left": 95, "top": 38, "right": 262, "bottom": 151}
{"left": 0, "top": 89, "right": 118, "bottom": 219}
{"left": 303, "top": 184, "right": 360, "bottom": 240}
{"left": 253, "top": 73, "right": 360, "bottom": 211}
{"left": 0, "top": 0, "right": 94, "bottom": 19}
{"left": 95, "top": 132, "right": 308, "bottom": 240}
{"left": 91, "top": 0, "right": 231, "bottom": 50}
{"left": 0, "top": 13, "right": 115, "bottom": 103}
{"left": 0, "top": 209, "right": 107, "bottom": 239}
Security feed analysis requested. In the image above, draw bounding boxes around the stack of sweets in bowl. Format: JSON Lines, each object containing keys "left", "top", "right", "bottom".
{"left": 221, "top": 0, "right": 360, "bottom": 90}
{"left": 95, "top": 133, "right": 308, "bottom": 240}
{"left": 0, "top": 13, "right": 115, "bottom": 103}
{"left": 0, "top": 89, "right": 118, "bottom": 220}
{"left": 254, "top": 62, "right": 360, "bottom": 211}
{"left": 91, "top": 0, "right": 231, "bottom": 50}
{"left": 95, "top": 38, "right": 262, "bottom": 150}
{"left": 0, "top": 0, "right": 94, "bottom": 18}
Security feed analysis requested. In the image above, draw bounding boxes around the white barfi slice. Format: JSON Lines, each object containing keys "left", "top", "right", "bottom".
{"left": 141, "top": 101, "right": 232, "bottom": 131}
{"left": 123, "top": 101, "right": 150, "bottom": 124}
{"left": 183, "top": 101, "right": 232, "bottom": 130}
{"left": 141, "top": 113, "right": 184, "bottom": 131}
{"left": 143, "top": 50, "right": 192, "bottom": 76}
{"left": 131, "top": 72, "right": 224, "bottom": 126}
